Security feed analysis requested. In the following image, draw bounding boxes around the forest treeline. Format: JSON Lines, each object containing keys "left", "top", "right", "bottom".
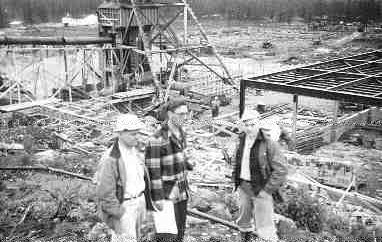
{"left": 0, "top": 0, "right": 381, "bottom": 28}
{"left": 0, "top": 0, "right": 102, "bottom": 27}
{"left": 190, "top": 0, "right": 382, "bottom": 23}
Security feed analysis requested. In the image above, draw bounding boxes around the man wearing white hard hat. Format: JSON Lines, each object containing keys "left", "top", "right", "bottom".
{"left": 96, "top": 114, "right": 153, "bottom": 242}
{"left": 232, "top": 110, "right": 287, "bottom": 242}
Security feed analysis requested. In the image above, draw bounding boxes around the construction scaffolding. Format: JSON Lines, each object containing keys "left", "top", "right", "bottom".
{"left": 0, "top": 0, "right": 235, "bottom": 117}
{"left": 96, "top": 0, "right": 235, "bottom": 100}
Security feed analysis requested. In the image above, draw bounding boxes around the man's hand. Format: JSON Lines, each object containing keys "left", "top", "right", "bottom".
{"left": 154, "top": 200, "right": 164, "bottom": 211}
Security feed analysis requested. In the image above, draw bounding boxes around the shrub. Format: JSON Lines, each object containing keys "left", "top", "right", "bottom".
{"left": 275, "top": 187, "right": 327, "bottom": 233}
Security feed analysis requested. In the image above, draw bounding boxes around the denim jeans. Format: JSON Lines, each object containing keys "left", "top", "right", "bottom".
{"left": 111, "top": 195, "right": 146, "bottom": 242}
{"left": 236, "top": 180, "right": 278, "bottom": 242}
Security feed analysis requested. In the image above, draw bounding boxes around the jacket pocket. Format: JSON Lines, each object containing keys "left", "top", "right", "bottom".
{"left": 272, "top": 189, "right": 284, "bottom": 203}
{"left": 115, "top": 183, "right": 123, "bottom": 204}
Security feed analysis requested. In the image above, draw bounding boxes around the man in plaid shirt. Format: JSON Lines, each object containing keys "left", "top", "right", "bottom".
{"left": 145, "top": 97, "right": 193, "bottom": 242}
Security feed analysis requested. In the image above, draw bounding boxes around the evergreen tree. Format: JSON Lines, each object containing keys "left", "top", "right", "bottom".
{"left": 0, "top": 0, "right": 381, "bottom": 25}
{"left": 0, "top": 1, "right": 8, "bottom": 28}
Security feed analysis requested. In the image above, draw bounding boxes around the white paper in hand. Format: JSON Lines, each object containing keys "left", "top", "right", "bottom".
{"left": 153, "top": 200, "right": 178, "bottom": 234}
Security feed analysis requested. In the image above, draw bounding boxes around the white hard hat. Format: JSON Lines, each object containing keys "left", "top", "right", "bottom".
{"left": 258, "top": 120, "right": 281, "bottom": 141}
{"left": 114, "top": 114, "right": 144, "bottom": 132}
{"left": 241, "top": 109, "right": 260, "bottom": 121}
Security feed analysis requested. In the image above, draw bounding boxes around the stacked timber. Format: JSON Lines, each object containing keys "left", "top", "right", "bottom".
{"left": 296, "top": 128, "right": 325, "bottom": 154}
{"left": 260, "top": 103, "right": 290, "bottom": 119}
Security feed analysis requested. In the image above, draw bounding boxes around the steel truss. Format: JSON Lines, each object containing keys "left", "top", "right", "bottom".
{"left": 240, "top": 50, "right": 382, "bottom": 151}
{"left": 241, "top": 50, "right": 382, "bottom": 110}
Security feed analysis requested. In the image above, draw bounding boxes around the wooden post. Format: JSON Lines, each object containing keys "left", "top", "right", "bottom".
{"left": 111, "top": 49, "right": 118, "bottom": 94}
{"left": 239, "top": 79, "right": 246, "bottom": 118}
{"left": 99, "top": 48, "right": 106, "bottom": 91}
{"left": 292, "top": 94, "right": 299, "bottom": 151}
{"left": 45, "top": 49, "right": 49, "bottom": 98}
{"left": 181, "top": 0, "right": 234, "bottom": 85}
{"left": 35, "top": 49, "right": 44, "bottom": 98}
{"left": 82, "top": 49, "right": 87, "bottom": 89}
{"left": 131, "top": 0, "right": 162, "bottom": 96}
{"left": 184, "top": 3, "right": 188, "bottom": 45}
{"left": 10, "top": 50, "right": 20, "bottom": 104}
{"left": 330, "top": 100, "right": 339, "bottom": 142}
{"left": 9, "top": 57, "right": 12, "bottom": 104}
{"left": 63, "top": 49, "right": 72, "bottom": 102}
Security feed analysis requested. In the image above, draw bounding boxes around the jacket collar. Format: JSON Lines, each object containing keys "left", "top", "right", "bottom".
{"left": 240, "top": 130, "right": 265, "bottom": 142}
{"left": 110, "top": 138, "right": 121, "bottom": 159}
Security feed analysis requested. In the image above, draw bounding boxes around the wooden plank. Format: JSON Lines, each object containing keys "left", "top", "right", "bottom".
{"left": 0, "top": 99, "right": 57, "bottom": 112}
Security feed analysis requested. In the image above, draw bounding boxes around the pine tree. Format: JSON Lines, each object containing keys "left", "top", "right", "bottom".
{"left": 0, "top": 0, "right": 8, "bottom": 28}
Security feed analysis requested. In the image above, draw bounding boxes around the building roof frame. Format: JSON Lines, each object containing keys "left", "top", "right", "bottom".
{"left": 241, "top": 50, "right": 382, "bottom": 110}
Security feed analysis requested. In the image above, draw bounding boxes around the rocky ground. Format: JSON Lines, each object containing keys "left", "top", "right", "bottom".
{"left": 1, "top": 113, "right": 382, "bottom": 241}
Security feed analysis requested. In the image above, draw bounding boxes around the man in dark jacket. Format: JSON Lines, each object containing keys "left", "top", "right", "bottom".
{"left": 96, "top": 114, "right": 154, "bottom": 242}
{"left": 233, "top": 113, "right": 288, "bottom": 242}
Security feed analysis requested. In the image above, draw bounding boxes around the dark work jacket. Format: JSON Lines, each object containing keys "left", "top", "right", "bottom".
{"left": 96, "top": 139, "right": 155, "bottom": 231}
{"left": 232, "top": 132, "right": 288, "bottom": 198}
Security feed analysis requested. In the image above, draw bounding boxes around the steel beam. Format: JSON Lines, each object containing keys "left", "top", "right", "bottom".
{"left": 247, "top": 50, "right": 382, "bottom": 81}
{"left": 298, "top": 67, "right": 370, "bottom": 77}
{"left": 244, "top": 79, "right": 382, "bottom": 106}
{"left": 329, "top": 74, "right": 382, "bottom": 90}
{"left": 150, "top": 10, "right": 182, "bottom": 44}
{"left": 285, "top": 62, "right": 382, "bottom": 85}
{"left": 0, "top": 36, "right": 113, "bottom": 46}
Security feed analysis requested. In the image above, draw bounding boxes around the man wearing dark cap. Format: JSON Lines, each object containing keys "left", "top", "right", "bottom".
{"left": 145, "top": 97, "right": 193, "bottom": 242}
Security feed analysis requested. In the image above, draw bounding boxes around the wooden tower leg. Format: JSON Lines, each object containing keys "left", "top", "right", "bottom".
{"left": 131, "top": 0, "right": 162, "bottom": 98}
{"left": 181, "top": 0, "right": 234, "bottom": 87}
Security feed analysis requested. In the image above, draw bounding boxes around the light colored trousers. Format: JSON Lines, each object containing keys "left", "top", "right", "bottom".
{"left": 111, "top": 195, "right": 146, "bottom": 242}
{"left": 236, "top": 181, "right": 278, "bottom": 242}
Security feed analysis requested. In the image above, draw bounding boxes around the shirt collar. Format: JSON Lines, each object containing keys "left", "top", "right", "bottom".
{"left": 245, "top": 130, "right": 264, "bottom": 141}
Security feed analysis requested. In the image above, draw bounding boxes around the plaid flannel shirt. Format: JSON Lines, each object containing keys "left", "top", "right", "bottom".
{"left": 144, "top": 124, "right": 189, "bottom": 203}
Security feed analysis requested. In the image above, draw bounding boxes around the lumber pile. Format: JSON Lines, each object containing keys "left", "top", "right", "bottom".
{"left": 295, "top": 128, "right": 325, "bottom": 154}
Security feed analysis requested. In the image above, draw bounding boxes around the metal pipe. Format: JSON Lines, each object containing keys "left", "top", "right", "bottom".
{"left": 0, "top": 36, "right": 114, "bottom": 45}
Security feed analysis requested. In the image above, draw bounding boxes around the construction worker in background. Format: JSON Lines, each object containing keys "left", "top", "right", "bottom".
{"left": 232, "top": 109, "right": 288, "bottom": 242}
{"left": 259, "top": 120, "right": 293, "bottom": 150}
{"left": 279, "top": 125, "right": 293, "bottom": 150}
{"left": 211, "top": 96, "right": 221, "bottom": 118}
{"left": 145, "top": 96, "right": 194, "bottom": 242}
{"left": 95, "top": 114, "right": 153, "bottom": 242}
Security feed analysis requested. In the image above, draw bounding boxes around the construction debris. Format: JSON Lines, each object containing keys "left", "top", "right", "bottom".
{"left": 1, "top": 2, "right": 382, "bottom": 241}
